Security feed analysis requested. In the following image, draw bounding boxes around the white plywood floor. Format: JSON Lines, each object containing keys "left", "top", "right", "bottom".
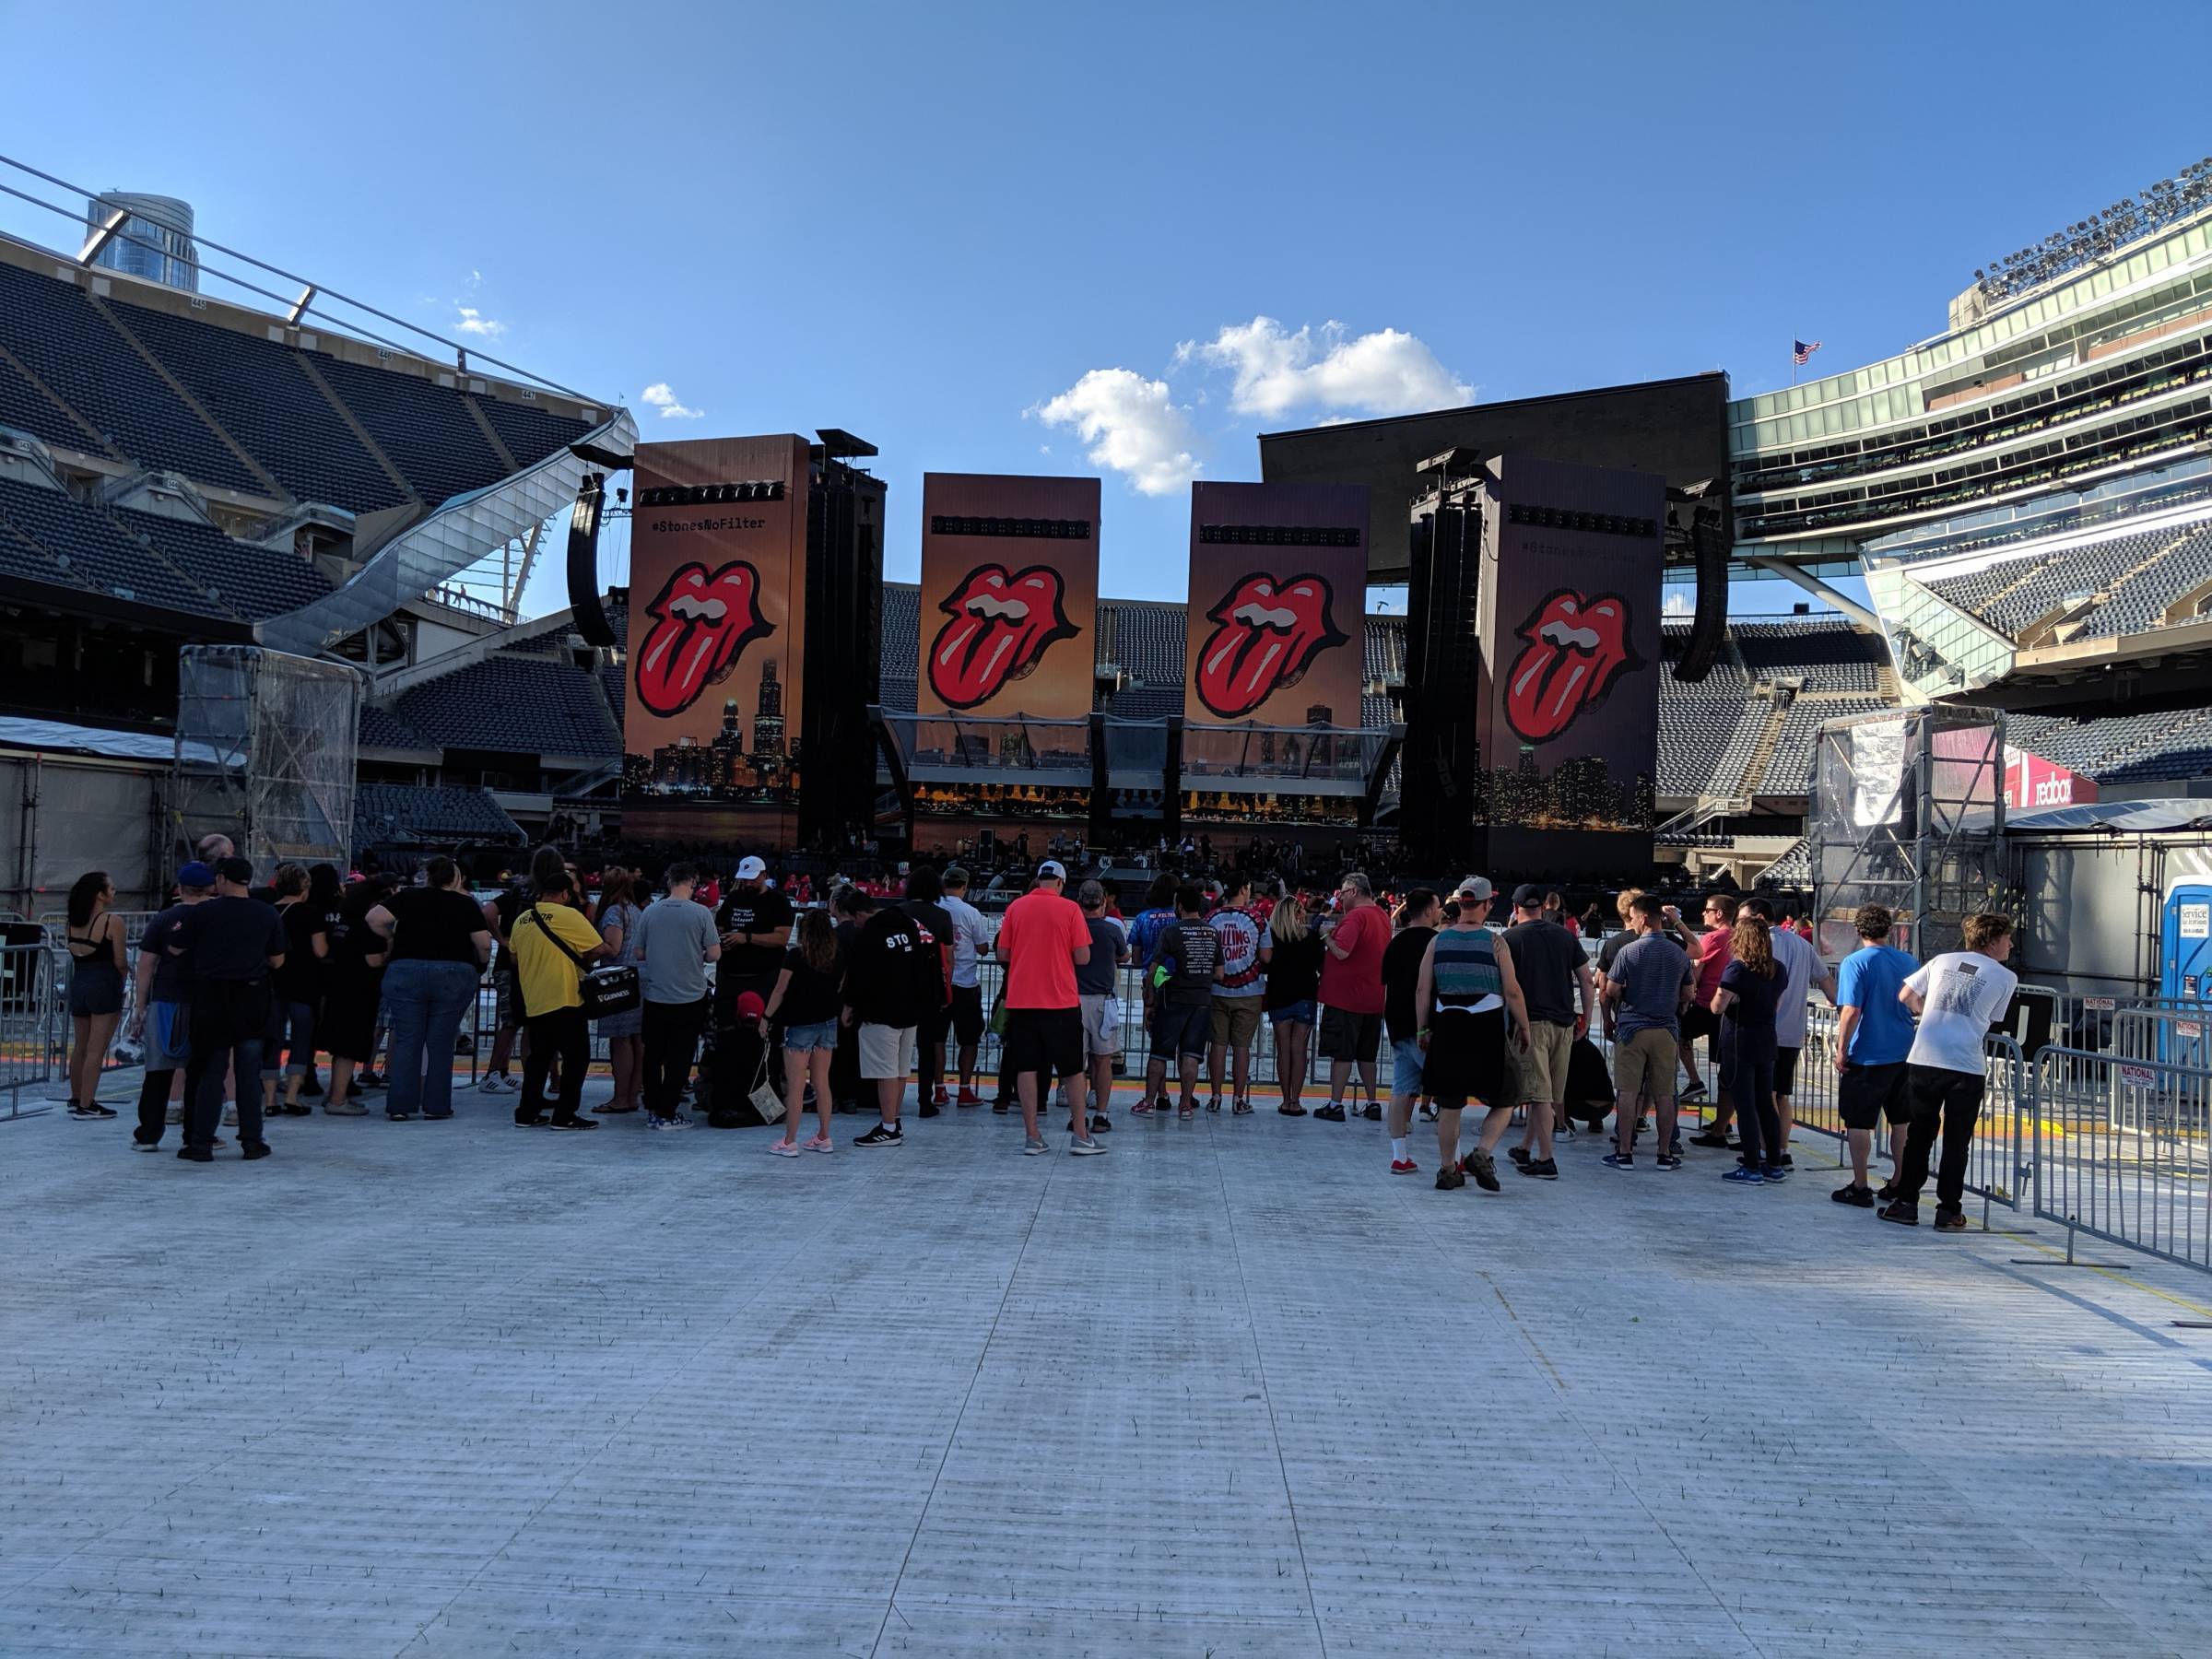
{"left": 6, "top": 1075, "right": 2212, "bottom": 1657}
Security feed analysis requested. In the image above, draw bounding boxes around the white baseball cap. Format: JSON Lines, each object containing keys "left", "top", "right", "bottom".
{"left": 735, "top": 855, "right": 767, "bottom": 880}
{"left": 1038, "top": 860, "right": 1068, "bottom": 880}
{"left": 1454, "top": 875, "right": 1493, "bottom": 901}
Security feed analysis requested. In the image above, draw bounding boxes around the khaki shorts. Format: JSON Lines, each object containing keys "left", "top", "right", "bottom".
{"left": 1079, "top": 993, "right": 1121, "bottom": 1058}
{"left": 1520, "top": 1020, "right": 1574, "bottom": 1105}
{"left": 857, "top": 1022, "right": 917, "bottom": 1081}
{"left": 1615, "top": 1028, "right": 1678, "bottom": 1102}
{"left": 1208, "top": 995, "right": 1263, "bottom": 1051}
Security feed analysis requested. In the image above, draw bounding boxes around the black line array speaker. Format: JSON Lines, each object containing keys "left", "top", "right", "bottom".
{"left": 800, "top": 461, "right": 885, "bottom": 847}
{"left": 1402, "top": 498, "right": 1482, "bottom": 869}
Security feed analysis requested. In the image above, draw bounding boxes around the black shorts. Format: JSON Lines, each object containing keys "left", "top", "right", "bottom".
{"left": 1773, "top": 1045, "right": 1801, "bottom": 1097}
{"left": 1839, "top": 1060, "right": 1911, "bottom": 1131}
{"left": 919, "top": 1000, "right": 952, "bottom": 1047}
{"left": 950, "top": 983, "right": 985, "bottom": 1046}
{"left": 1681, "top": 1004, "right": 1720, "bottom": 1043}
{"left": 1426, "top": 1005, "right": 1506, "bottom": 1109}
{"left": 1003, "top": 1007, "right": 1084, "bottom": 1080}
{"left": 1317, "top": 1006, "right": 1383, "bottom": 1065}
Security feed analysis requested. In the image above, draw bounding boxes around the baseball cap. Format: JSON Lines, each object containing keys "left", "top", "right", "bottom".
{"left": 735, "top": 855, "right": 767, "bottom": 880}
{"left": 735, "top": 990, "right": 766, "bottom": 1019}
{"left": 1511, "top": 882, "right": 1546, "bottom": 909}
{"left": 176, "top": 861, "right": 216, "bottom": 889}
{"left": 216, "top": 856, "right": 253, "bottom": 886}
{"left": 1454, "top": 875, "right": 1493, "bottom": 902}
{"left": 1038, "top": 859, "right": 1067, "bottom": 880}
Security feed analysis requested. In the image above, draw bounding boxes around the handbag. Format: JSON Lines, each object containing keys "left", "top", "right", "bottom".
{"left": 524, "top": 905, "right": 641, "bottom": 1019}
{"left": 747, "top": 1049, "right": 784, "bottom": 1124}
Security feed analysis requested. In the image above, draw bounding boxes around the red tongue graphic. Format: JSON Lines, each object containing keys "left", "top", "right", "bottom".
{"left": 1194, "top": 573, "right": 1346, "bottom": 720}
{"left": 635, "top": 560, "right": 770, "bottom": 718}
{"left": 925, "top": 564, "right": 1076, "bottom": 710}
{"left": 1502, "top": 591, "right": 1632, "bottom": 744}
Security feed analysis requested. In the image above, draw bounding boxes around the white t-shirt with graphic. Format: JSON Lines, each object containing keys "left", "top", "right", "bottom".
{"left": 1904, "top": 950, "right": 2018, "bottom": 1075}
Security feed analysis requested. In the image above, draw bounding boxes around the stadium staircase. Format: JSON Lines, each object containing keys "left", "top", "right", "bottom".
{"left": 1735, "top": 697, "right": 1794, "bottom": 796}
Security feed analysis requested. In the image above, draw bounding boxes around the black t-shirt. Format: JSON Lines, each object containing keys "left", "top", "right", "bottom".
{"left": 273, "top": 901, "right": 328, "bottom": 1002}
{"left": 1503, "top": 919, "right": 1583, "bottom": 1027}
{"left": 139, "top": 902, "right": 197, "bottom": 1004}
{"left": 777, "top": 944, "right": 844, "bottom": 1026}
{"left": 717, "top": 885, "right": 794, "bottom": 986}
{"left": 841, "top": 907, "right": 933, "bottom": 1029}
{"left": 172, "top": 894, "right": 287, "bottom": 984}
{"left": 386, "top": 887, "right": 488, "bottom": 966}
{"left": 1382, "top": 924, "right": 1435, "bottom": 1043}
{"left": 490, "top": 888, "right": 527, "bottom": 979}
{"left": 1154, "top": 918, "right": 1220, "bottom": 1008}
{"left": 1263, "top": 930, "right": 1324, "bottom": 1008}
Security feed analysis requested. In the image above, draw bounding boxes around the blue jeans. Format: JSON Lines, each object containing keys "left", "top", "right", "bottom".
{"left": 382, "top": 959, "right": 481, "bottom": 1119}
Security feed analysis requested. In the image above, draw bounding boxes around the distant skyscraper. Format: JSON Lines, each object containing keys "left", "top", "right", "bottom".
{"left": 84, "top": 192, "right": 198, "bottom": 291}
{"left": 753, "top": 659, "right": 785, "bottom": 757}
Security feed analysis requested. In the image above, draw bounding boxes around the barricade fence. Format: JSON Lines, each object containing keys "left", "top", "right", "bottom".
{"left": 0, "top": 940, "right": 58, "bottom": 1119}
{"left": 2033, "top": 1046, "right": 2212, "bottom": 1272}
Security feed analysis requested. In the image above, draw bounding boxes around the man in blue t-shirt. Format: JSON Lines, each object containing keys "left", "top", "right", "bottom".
{"left": 1831, "top": 902, "right": 1920, "bottom": 1207}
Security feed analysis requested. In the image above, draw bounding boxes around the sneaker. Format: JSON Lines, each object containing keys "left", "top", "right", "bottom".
{"left": 545, "top": 1115, "right": 600, "bottom": 1132}
{"left": 1022, "top": 1135, "right": 1048, "bottom": 1156}
{"left": 1762, "top": 1164, "right": 1789, "bottom": 1182}
{"left": 324, "top": 1099, "right": 369, "bottom": 1115}
{"left": 1507, "top": 1147, "right": 1531, "bottom": 1168}
{"left": 1655, "top": 1154, "right": 1684, "bottom": 1171}
{"left": 360, "top": 1070, "right": 388, "bottom": 1089}
{"left": 1668, "top": 1134, "right": 1684, "bottom": 1159}
{"left": 918, "top": 1101, "right": 941, "bottom": 1119}
{"left": 176, "top": 1147, "right": 214, "bottom": 1163}
{"left": 1070, "top": 1136, "right": 1106, "bottom": 1156}
{"left": 803, "top": 1135, "right": 834, "bottom": 1154}
{"left": 1878, "top": 1199, "right": 1920, "bottom": 1226}
{"left": 1131, "top": 1099, "right": 1154, "bottom": 1116}
{"left": 854, "top": 1124, "right": 904, "bottom": 1148}
{"left": 277, "top": 1102, "right": 312, "bottom": 1117}
{"left": 1832, "top": 1183, "right": 1877, "bottom": 1207}
{"left": 1876, "top": 1182, "right": 1898, "bottom": 1206}
{"left": 646, "top": 1113, "right": 690, "bottom": 1132}
{"left": 68, "top": 1101, "right": 118, "bottom": 1119}
{"left": 1678, "top": 1080, "right": 1708, "bottom": 1102}
{"left": 478, "top": 1074, "right": 510, "bottom": 1094}
{"left": 498, "top": 1073, "right": 521, "bottom": 1093}
{"left": 1206, "top": 1095, "right": 1222, "bottom": 1113}
{"left": 1778, "top": 1154, "right": 1794, "bottom": 1169}
{"left": 165, "top": 1103, "right": 182, "bottom": 1124}
{"left": 1519, "top": 1158, "right": 1559, "bottom": 1181}
{"left": 241, "top": 1143, "right": 272, "bottom": 1161}
{"left": 1601, "top": 1152, "right": 1635, "bottom": 1171}
{"left": 222, "top": 1105, "right": 239, "bottom": 1127}
{"left": 130, "top": 1137, "right": 159, "bottom": 1153}
{"left": 1463, "top": 1147, "right": 1500, "bottom": 1192}
{"left": 956, "top": 1088, "right": 982, "bottom": 1107}
{"left": 1687, "top": 1130, "right": 1730, "bottom": 1148}
{"left": 768, "top": 1138, "right": 802, "bottom": 1158}
{"left": 1313, "top": 1103, "right": 1347, "bottom": 1122}
{"left": 1435, "top": 1165, "right": 1466, "bottom": 1190}
{"left": 1232, "top": 1099, "right": 1253, "bottom": 1115}
{"left": 1361, "top": 1103, "right": 1382, "bottom": 1122}
{"left": 387, "top": 1112, "right": 418, "bottom": 1122}
{"left": 1934, "top": 1206, "right": 1968, "bottom": 1232}
{"left": 991, "top": 1100, "right": 1010, "bottom": 1114}
{"left": 933, "top": 1085, "right": 952, "bottom": 1107}
{"left": 1721, "top": 1165, "right": 1765, "bottom": 1185}
{"left": 1390, "top": 1158, "right": 1419, "bottom": 1175}
{"left": 1418, "top": 1103, "right": 1438, "bottom": 1122}
{"left": 1089, "top": 1114, "right": 1112, "bottom": 1134}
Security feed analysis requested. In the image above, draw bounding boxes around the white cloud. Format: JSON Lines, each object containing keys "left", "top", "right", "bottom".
{"left": 640, "top": 382, "right": 703, "bottom": 420}
{"left": 453, "top": 306, "right": 507, "bottom": 339}
{"left": 1029, "top": 369, "right": 1199, "bottom": 496}
{"left": 1664, "top": 588, "right": 1694, "bottom": 616}
{"left": 1182, "top": 316, "right": 1469, "bottom": 421}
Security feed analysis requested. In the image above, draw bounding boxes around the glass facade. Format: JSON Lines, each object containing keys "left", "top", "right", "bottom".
{"left": 83, "top": 193, "right": 198, "bottom": 292}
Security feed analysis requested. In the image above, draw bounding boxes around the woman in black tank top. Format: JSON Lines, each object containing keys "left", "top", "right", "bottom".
{"left": 64, "top": 869, "right": 126, "bottom": 1118}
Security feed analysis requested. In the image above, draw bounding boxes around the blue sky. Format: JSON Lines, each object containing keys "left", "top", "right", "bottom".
{"left": 6, "top": 0, "right": 2211, "bottom": 620}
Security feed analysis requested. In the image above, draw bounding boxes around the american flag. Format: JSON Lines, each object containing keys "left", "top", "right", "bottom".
{"left": 1794, "top": 338, "right": 1823, "bottom": 366}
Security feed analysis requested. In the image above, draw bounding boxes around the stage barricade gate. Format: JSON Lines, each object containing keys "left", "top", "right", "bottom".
{"left": 2031, "top": 1045, "right": 2212, "bottom": 1272}
{"left": 0, "top": 939, "right": 58, "bottom": 1120}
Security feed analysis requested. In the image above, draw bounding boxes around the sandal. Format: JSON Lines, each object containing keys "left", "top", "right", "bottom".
{"left": 1177, "top": 1105, "right": 1195, "bottom": 1121}
{"left": 1232, "top": 1099, "right": 1253, "bottom": 1115}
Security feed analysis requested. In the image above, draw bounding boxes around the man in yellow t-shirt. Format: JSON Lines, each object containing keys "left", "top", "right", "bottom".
{"left": 511, "top": 869, "right": 610, "bottom": 1128}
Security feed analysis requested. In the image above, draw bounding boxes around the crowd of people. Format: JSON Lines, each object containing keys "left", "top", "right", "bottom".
{"left": 62, "top": 839, "right": 2021, "bottom": 1229}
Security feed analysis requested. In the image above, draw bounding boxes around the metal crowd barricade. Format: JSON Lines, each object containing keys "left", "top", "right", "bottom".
{"left": 2031, "top": 1045, "right": 2212, "bottom": 1271}
{"left": 0, "top": 940, "right": 58, "bottom": 1120}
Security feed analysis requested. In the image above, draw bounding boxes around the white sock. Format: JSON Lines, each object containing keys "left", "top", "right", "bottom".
{"left": 1391, "top": 1136, "right": 1407, "bottom": 1161}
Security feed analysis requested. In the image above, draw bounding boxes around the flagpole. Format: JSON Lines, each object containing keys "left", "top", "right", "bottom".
{"left": 1791, "top": 335, "right": 1798, "bottom": 388}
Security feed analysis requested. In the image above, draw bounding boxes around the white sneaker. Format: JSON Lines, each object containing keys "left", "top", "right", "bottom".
{"left": 500, "top": 1073, "right": 521, "bottom": 1092}
{"left": 165, "top": 1103, "right": 183, "bottom": 1124}
{"left": 221, "top": 1104, "right": 238, "bottom": 1127}
{"left": 477, "top": 1074, "right": 508, "bottom": 1094}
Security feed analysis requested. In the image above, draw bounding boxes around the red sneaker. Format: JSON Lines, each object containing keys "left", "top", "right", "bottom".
{"left": 933, "top": 1086, "right": 952, "bottom": 1107}
{"left": 1390, "top": 1158, "right": 1419, "bottom": 1175}
{"left": 956, "top": 1088, "right": 982, "bottom": 1106}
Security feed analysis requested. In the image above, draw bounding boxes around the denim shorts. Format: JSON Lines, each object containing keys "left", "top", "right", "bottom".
{"left": 1269, "top": 999, "right": 1317, "bottom": 1027}
{"left": 1152, "top": 1000, "right": 1213, "bottom": 1060}
{"left": 1391, "top": 1036, "right": 1426, "bottom": 1098}
{"left": 782, "top": 1018, "right": 839, "bottom": 1053}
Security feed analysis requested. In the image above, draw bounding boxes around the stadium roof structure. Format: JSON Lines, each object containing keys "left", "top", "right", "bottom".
{"left": 0, "top": 226, "right": 634, "bottom": 653}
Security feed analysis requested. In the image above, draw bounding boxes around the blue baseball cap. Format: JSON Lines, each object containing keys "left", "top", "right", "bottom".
{"left": 177, "top": 861, "right": 216, "bottom": 888}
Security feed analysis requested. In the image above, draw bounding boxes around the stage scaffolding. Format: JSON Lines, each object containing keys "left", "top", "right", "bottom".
{"left": 172, "top": 646, "right": 364, "bottom": 877}
{"left": 1809, "top": 704, "right": 2006, "bottom": 961}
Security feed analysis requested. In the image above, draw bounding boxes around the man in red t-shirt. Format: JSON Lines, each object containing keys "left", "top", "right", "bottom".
{"left": 992, "top": 861, "right": 1105, "bottom": 1157}
{"left": 1315, "top": 870, "right": 1390, "bottom": 1121}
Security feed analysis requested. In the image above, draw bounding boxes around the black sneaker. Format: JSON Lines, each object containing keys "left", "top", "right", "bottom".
{"left": 1089, "top": 1114, "right": 1112, "bottom": 1134}
{"left": 1361, "top": 1103, "right": 1382, "bottom": 1122}
{"left": 1875, "top": 1182, "right": 1897, "bottom": 1205}
{"left": 1507, "top": 1147, "right": 1531, "bottom": 1168}
{"left": 1877, "top": 1199, "right": 1919, "bottom": 1227}
{"left": 1933, "top": 1207, "right": 1968, "bottom": 1233}
{"left": 241, "top": 1143, "right": 272, "bottom": 1161}
{"left": 1778, "top": 1154, "right": 1794, "bottom": 1169}
{"left": 545, "top": 1115, "right": 600, "bottom": 1131}
{"left": 1462, "top": 1148, "right": 1500, "bottom": 1192}
{"left": 992, "top": 1100, "right": 1010, "bottom": 1114}
{"left": 1519, "top": 1157, "right": 1559, "bottom": 1181}
{"left": 1655, "top": 1154, "right": 1683, "bottom": 1171}
{"left": 1313, "top": 1103, "right": 1347, "bottom": 1122}
{"left": 854, "top": 1123, "right": 903, "bottom": 1148}
{"left": 69, "top": 1101, "right": 118, "bottom": 1120}
{"left": 1832, "top": 1183, "right": 1877, "bottom": 1208}
{"left": 918, "top": 1101, "right": 941, "bottom": 1119}
{"left": 1435, "top": 1165, "right": 1465, "bottom": 1190}
{"left": 176, "top": 1147, "right": 214, "bottom": 1163}
{"left": 1678, "top": 1080, "right": 1708, "bottom": 1102}
{"left": 1687, "top": 1131, "right": 1730, "bottom": 1148}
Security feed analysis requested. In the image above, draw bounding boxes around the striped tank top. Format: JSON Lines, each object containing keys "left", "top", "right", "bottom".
{"left": 1431, "top": 926, "right": 1501, "bottom": 1009}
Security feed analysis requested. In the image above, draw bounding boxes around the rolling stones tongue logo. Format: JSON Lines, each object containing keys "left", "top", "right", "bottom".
{"left": 1504, "top": 590, "right": 1637, "bottom": 744}
{"left": 926, "top": 563, "right": 1078, "bottom": 710}
{"left": 635, "top": 560, "right": 773, "bottom": 717}
{"left": 1194, "top": 572, "right": 1348, "bottom": 719}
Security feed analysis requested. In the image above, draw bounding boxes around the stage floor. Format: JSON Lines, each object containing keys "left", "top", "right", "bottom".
{"left": 6, "top": 1076, "right": 2212, "bottom": 1657}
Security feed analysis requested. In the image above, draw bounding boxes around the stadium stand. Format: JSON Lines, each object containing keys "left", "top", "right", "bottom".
{"left": 353, "top": 782, "right": 524, "bottom": 848}
{"left": 2006, "top": 705, "right": 2212, "bottom": 784}
{"left": 1762, "top": 694, "right": 1893, "bottom": 793}
{"left": 376, "top": 649, "right": 619, "bottom": 758}
{"left": 1733, "top": 618, "right": 1888, "bottom": 691}
{"left": 1911, "top": 515, "right": 2212, "bottom": 643}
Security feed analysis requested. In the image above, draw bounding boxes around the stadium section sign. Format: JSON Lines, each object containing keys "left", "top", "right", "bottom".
{"left": 1182, "top": 482, "right": 1368, "bottom": 728}
{"left": 621, "top": 434, "right": 810, "bottom": 831}
{"left": 1476, "top": 455, "right": 1662, "bottom": 872}
{"left": 918, "top": 474, "right": 1100, "bottom": 720}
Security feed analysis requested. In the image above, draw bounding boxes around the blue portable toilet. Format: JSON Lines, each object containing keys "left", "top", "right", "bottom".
{"left": 2159, "top": 877, "right": 2212, "bottom": 1068}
